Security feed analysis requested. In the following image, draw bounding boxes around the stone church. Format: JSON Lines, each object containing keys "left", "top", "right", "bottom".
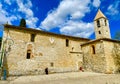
{"left": 0, "top": 10, "right": 120, "bottom": 76}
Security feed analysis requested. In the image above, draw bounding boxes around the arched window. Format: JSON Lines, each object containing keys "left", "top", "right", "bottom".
{"left": 105, "top": 19, "right": 107, "bottom": 26}
{"left": 26, "top": 44, "right": 33, "bottom": 59}
{"left": 26, "top": 50, "right": 31, "bottom": 59}
{"left": 97, "top": 20, "right": 100, "bottom": 27}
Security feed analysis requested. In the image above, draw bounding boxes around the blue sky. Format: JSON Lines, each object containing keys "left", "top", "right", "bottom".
{"left": 0, "top": 0, "right": 120, "bottom": 39}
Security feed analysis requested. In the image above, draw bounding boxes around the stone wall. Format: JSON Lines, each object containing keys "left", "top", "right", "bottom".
{"left": 2, "top": 27, "right": 88, "bottom": 76}
{"left": 112, "top": 43, "right": 120, "bottom": 73}
{"left": 104, "top": 41, "right": 120, "bottom": 73}
{"left": 82, "top": 40, "right": 120, "bottom": 74}
{"left": 103, "top": 41, "right": 115, "bottom": 73}
{"left": 81, "top": 41, "right": 107, "bottom": 73}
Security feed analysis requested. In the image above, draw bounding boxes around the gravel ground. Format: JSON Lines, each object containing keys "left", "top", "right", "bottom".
{"left": 0, "top": 72, "right": 120, "bottom": 84}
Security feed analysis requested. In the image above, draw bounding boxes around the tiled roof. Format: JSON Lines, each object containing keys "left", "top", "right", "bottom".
{"left": 81, "top": 38, "right": 120, "bottom": 46}
{"left": 4, "top": 24, "right": 90, "bottom": 41}
{"left": 94, "top": 9, "right": 107, "bottom": 20}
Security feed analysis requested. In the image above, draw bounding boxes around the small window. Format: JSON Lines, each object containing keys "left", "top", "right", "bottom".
{"left": 31, "top": 34, "right": 35, "bottom": 42}
{"left": 72, "top": 47, "right": 74, "bottom": 51}
{"left": 66, "top": 39, "right": 69, "bottom": 47}
{"left": 26, "top": 50, "right": 31, "bottom": 59}
{"left": 50, "top": 62, "right": 54, "bottom": 67}
{"left": 105, "top": 19, "right": 107, "bottom": 26}
{"left": 98, "top": 31, "right": 101, "bottom": 34}
{"left": 97, "top": 20, "right": 100, "bottom": 27}
{"left": 92, "top": 45, "right": 95, "bottom": 54}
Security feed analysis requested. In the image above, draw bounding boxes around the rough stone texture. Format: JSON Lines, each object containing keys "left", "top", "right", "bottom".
{"left": 82, "top": 40, "right": 120, "bottom": 73}
{"left": 82, "top": 41, "right": 106, "bottom": 73}
{"left": 104, "top": 41, "right": 120, "bottom": 73}
{"left": 1, "top": 27, "right": 88, "bottom": 76}
{"left": 1, "top": 10, "right": 120, "bottom": 79}
{"left": 1, "top": 25, "right": 120, "bottom": 77}
{"left": 103, "top": 41, "right": 115, "bottom": 73}
{"left": 94, "top": 17, "right": 111, "bottom": 39}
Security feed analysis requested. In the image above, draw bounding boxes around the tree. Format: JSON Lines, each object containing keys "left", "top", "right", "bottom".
{"left": 114, "top": 31, "right": 120, "bottom": 40}
{"left": 113, "top": 43, "right": 120, "bottom": 73}
{"left": 19, "top": 18, "right": 26, "bottom": 27}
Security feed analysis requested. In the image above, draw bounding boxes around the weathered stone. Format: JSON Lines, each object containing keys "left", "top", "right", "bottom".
{"left": 81, "top": 40, "right": 120, "bottom": 73}
{"left": 1, "top": 25, "right": 88, "bottom": 76}
{"left": 1, "top": 10, "right": 120, "bottom": 77}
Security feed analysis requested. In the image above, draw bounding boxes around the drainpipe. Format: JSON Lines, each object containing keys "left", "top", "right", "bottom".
{"left": 0, "top": 39, "right": 6, "bottom": 80}
{"left": 0, "top": 37, "right": 14, "bottom": 80}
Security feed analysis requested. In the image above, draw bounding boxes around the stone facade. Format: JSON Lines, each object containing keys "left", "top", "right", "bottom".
{"left": 104, "top": 41, "right": 120, "bottom": 73}
{"left": 81, "top": 40, "right": 106, "bottom": 73}
{"left": 81, "top": 39, "right": 120, "bottom": 73}
{"left": 0, "top": 9, "right": 120, "bottom": 78}
{"left": 1, "top": 25, "right": 89, "bottom": 76}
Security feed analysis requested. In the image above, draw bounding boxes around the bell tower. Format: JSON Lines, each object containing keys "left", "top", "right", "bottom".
{"left": 94, "top": 9, "right": 111, "bottom": 39}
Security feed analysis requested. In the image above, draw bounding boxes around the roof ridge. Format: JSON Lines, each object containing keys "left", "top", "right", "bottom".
{"left": 94, "top": 9, "right": 107, "bottom": 20}
{"left": 4, "top": 24, "right": 90, "bottom": 40}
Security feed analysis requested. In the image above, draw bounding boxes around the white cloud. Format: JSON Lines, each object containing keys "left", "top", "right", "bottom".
{"left": 4, "top": 0, "right": 11, "bottom": 5}
{"left": 107, "top": 5, "right": 119, "bottom": 15}
{"left": 40, "top": 0, "right": 99, "bottom": 38}
{"left": 26, "top": 17, "right": 38, "bottom": 28}
{"left": 16, "top": 0, "right": 33, "bottom": 17}
{"left": 41, "top": 0, "right": 90, "bottom": 30}
{"left": 0, "top": 3, "right": 11, "bottom": 24}
{"left": 92, "top": 0, "right": 101, "bottom": 7}
{"left": 106, "top": 1, "right": 120, "bottom": 20}
{"left": 9, "top": 15, "right": 18, "bottom": 21}
{"left": 60, "top": 21, "right": 94, "bottom": 38}
{"left": 16, "top": 0, "right": 38, "bottom": 28}
{"left": 25, "top": 0, "right": 32, "bottom": 8}
{"left": 106, "top": 1, "right": 119, "bottom": 16}
{"left": 0, "top": 0, "right": 38, "bottom": 28}
{"left": 0, "top": 4, "right": 10, "bottom": 31}
{"left": 0, "top": 13, "right": 9, "bottom": 24}
{"left": 0, "top": 3, "right": 8, "bottom": 15}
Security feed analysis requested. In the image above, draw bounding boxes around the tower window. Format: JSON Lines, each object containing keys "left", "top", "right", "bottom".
{"left": 97, "top": 20, "right": 100, "bottom": 27}
{"left": 105, "top": 19, "right": 107, "bottom": 26}
{"left": 66, "top": 39, "right": 69, "bottom": 47}
{"left": 91, "top": 45, "right": 95, "bottom": 54}
{"left": 98, "top": 31, "right": 101, "bottom": 34}
{"left": 31, "top": 34, "right": 35, "bottom": 42}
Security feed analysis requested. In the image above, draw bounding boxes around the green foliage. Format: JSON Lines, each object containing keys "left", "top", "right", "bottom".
{"left": 0, "top": 37, "right": 2, "bottom": 47}
{"left": 0, "top": 37, "right": 2, "bottom": 41}
{"left": 114, "top": 31, "right": 120, "bottom": 40}
{"left": 19, "top": 18, "right": 26, "bottom": 27}
{"left": 113, "top": 43, "right": 120, "bottom": 73}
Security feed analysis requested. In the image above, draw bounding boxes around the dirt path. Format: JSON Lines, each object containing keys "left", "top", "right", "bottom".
{"left": 0, "top": 72, "right": 120, "bottom": 84}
